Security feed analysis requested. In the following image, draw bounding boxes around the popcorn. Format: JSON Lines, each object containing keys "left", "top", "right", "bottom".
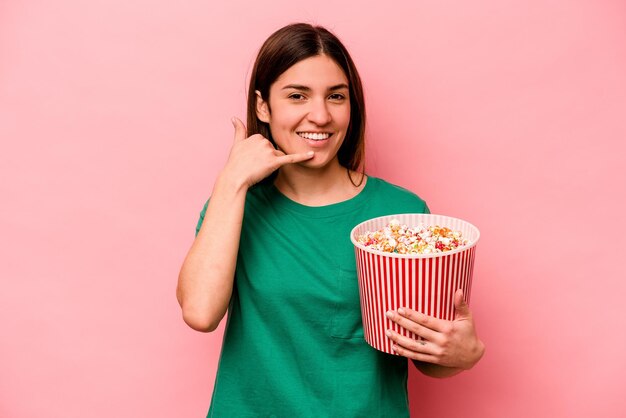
{"left": 356, "top": 219, "right": 468, "bottom": 254}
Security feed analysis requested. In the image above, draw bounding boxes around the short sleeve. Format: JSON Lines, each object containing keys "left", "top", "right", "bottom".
{"left": 195, "top": 199, "right": 210, "bottom": 237}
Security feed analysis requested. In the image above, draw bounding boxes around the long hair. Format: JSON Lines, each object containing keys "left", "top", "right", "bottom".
{"left": 246, "top": 23, "right": 366, "bottom": 179}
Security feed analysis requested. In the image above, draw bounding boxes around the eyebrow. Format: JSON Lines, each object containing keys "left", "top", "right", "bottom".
{"left": 281, "top": 83, "right": 349, "bottom": 91}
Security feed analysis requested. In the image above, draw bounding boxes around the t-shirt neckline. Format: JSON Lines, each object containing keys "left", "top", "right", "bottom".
{"left": 263, "top": 175, "right": 377, "bottom": 218}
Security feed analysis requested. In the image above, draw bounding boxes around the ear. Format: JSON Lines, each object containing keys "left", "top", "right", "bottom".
{"left": 255, "top": 90, "right": 270, "bottom": 123}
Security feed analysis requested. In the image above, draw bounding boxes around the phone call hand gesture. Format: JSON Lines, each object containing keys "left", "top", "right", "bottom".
{"left": 223, "top": 117, "right": 314, "bottom": 189}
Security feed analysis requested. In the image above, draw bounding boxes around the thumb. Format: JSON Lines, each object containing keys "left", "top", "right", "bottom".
{"left": 454, "top": 289, "right": 471, "bottom": 320}
{"left": 231, "top": 117, "right": 247, "bottom": 142}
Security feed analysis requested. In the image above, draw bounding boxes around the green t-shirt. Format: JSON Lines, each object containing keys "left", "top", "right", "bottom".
{"left": 195, "top": 176, "right": 429, "bottom": 418}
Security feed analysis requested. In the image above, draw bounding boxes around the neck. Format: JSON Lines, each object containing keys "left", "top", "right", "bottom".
{"left": 274, "top": 160, "right": 365, "bottom": 206}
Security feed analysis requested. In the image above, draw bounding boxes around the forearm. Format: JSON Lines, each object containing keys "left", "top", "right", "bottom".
{"left": 176, "top": 173, "right": 248, "bottom": 332}
{"left": 411, "top": 360, "right": 464, "bottom": 378}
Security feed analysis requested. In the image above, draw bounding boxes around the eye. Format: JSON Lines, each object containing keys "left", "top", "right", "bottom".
{"left": 329, "top": 93, "right": 346, "bottom": 101}
{"left": 288, "top": 93, "right": 306, "bottom": 101}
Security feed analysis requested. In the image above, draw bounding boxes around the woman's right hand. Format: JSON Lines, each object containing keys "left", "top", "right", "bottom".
{"left": 222, "top": 117, "right": 315, "bottom": 189}
{"left": 176, "top": 117, "right": 314, "bottom": 332}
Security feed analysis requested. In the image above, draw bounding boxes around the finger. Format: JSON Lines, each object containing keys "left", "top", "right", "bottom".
{"left": 454, "top": 289, "right": 471, "bottom": 320}
{"left": 390, "top": 343, "right": 439, "bottom": 363}
{"left": 385, "top": 329, "right": 438, "bottom": 355}
{"left": 275, "top": 151, "right": 315, "bottom": 166}
{"left": 385, "top": 309, "right": 442, "bottom": 342}
{"left": 231, "top": 117, "right": 247, "bottom": 142}
{"left": 390, "top": 307, "right": 450, "bottom": 334}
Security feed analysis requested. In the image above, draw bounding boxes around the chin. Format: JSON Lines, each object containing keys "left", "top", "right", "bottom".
{"left": 304, "top": 157, "right": 337, "bottom": 171}
{"left": 298, "top": 158, "right": 323, "bottom": 168}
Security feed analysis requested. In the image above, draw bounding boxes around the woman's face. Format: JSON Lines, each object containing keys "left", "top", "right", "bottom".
{"left": 256, "top": 54, "right": 351, "bottom": 169}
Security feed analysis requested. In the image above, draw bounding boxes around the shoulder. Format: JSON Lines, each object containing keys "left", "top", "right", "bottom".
{"left": 365, "top": 176, "right": 430, "bottom": 214}
{"left": 194, "top": 182, "right": 273, "bottom": 236}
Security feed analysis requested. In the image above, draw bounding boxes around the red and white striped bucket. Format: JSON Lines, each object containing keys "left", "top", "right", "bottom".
{"left": 350, "top": 214, "right": 480, "bottom": 355}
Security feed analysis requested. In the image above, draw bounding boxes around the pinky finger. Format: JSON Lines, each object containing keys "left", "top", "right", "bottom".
{"left": 276, "top": 151, "right": 315, "bottom": 166}
{"left": 392, "top": 344, "right": 439, "bottom": 363}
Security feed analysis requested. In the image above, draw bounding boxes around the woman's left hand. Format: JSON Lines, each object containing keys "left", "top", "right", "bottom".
{"left": 385, "top": 289, "right": 485, "bottom": 370}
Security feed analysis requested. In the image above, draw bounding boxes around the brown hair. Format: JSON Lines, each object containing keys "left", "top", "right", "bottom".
{"left": 246, "top": 23, "right": 366, "bottom": 181}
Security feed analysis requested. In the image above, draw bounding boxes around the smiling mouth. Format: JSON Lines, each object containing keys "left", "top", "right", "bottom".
{"left": 297, "top": 132, "right": 332, "bottom": 141}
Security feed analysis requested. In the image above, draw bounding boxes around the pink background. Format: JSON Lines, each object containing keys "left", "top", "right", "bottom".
{"left": 1, "top": 1, "right": 625, "bottom": 417}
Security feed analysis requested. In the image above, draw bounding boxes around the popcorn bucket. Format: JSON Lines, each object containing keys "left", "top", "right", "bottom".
{"left": 350, "top": 214, "right": 480, "bottom": 355}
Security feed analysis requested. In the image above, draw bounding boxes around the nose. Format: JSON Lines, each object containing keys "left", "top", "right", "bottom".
{"left": 307, "top": 98, "right": 332, "bottom": 125}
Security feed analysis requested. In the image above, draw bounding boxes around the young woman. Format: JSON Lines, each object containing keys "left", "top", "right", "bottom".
{"left": 177, "top": 23, "right": 484, "bottom": 417}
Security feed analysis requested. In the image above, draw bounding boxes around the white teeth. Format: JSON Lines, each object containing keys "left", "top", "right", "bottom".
{"left": 298, "top": 132, "right": 330, "bottom": 141}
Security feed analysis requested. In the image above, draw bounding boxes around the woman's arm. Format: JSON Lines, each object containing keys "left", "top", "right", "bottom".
{"left": 411, "top": 361, "right": 464, "bottom": 378}
{"left": 176, "top": 118, "right": 314, "bottom": 332}
{"left": 176, "top": 173, "right": 247, "bottom": 332}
